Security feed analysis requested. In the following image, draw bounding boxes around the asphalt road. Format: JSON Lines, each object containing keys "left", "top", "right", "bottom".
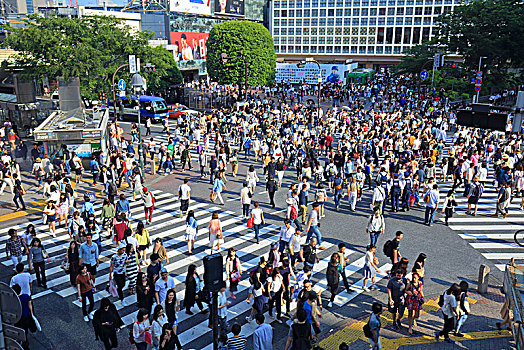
{"left": 0, "top": 115, "right": 507, "bottom": 350}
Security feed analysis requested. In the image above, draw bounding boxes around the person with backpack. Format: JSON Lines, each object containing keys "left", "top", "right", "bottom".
{"left": 383, "top": 230, "right": 403, "bottom": 265}
{"left": 435, "top": 283, "right": 460, "bottom": 343}
{"left": 363, "top": 302, "right": 383, "bottom": 350}
{"left": 279, "top": 219, "right": 296, "bottom": 255}
{"left": 366, "top": 206, "right": 385, "bottom": 246}
{"left": 305, "top": 202, "right": 326, "bottom": 250}
{"left": 493, "top": 181, "right": 511, "bottom": 219}
{"left": 71, "top": 151, "right": 84, "bottom": 183}
{"left": 466, "top": 176, "right": 483, "bottom": 216}
{"left": 89, "top": 155, "right": 100, "bottom": 186}
{"left": 454, "top": 281, "right": 470, "bottom": 337}
{"left": 400, "top": 172, "right": 413, "bottom": 212}
{"left": 441, "top": 190, "right": 457, "bottom": 226}
{"left": 423, "top": 184, "right": 439, "bottom": 226}
{"left": 141, "top": 187, "right": 156, "bottom": 225}
{"left": 371, "top": 184, "right": 386, "bottom": 215}
{"left": 302, "top": 238, "right": 319, "bottom": 269}
{"left": 387, "top": 269, "right": 408, "bottom": 330}
{"left": 286, "top": 191, "right": 302, "bottom": 231}
{"left": 284, "top": 309, "right": 312, "bottom": 350}
{"left": 389, "top": 173, "right": 403, "bottom": 213}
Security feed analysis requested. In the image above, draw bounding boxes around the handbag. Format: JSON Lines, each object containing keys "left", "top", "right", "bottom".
{"left": 231, "top": 271, "right": 241, "bottom": 282}
{"left": 210, "top": 190, "right": 216, "bottom": 201}
{"left": 247, "top": 217, "right": 254, "bottom": 228}
{"left": 60, "top": 257, "right": 70, "bottom": 273}
{"left": 108, "top": 279, "right": 118, "bottom": 298}
{"left": 145, "top": 330, "right": 152, "bottom": 345}
{"left": 217, "top": 232, "right": 223, "bottom": 239}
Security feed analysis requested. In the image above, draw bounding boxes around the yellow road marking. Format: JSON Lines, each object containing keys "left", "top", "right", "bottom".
{"left": 319, "top": 298, "right": 483, "bottom": 349}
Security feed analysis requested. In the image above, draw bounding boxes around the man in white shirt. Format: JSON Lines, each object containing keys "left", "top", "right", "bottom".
{"left": 178, "top": 178, "right": 191, "bottom": 218}
{"left": 155, "top": 268, "right": 176, "bottom": 305}
{"left": 372, "top": 185, "right": 386, "bottom": 214}
{"left": 10, "top": 263, "right": 32, "bottom": 295}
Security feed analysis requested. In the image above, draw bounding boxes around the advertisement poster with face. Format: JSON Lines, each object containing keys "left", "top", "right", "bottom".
{"left": 170, "top": 0, "right": 211, "bottom": 15}
{"left": 170, "top": 32, "right": 209, "bottom": 62}
{"left": 214, "top": 0, "right": 244, "bottom": 16}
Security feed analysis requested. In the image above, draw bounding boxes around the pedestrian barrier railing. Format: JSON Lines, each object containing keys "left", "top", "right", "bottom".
{"left": 503, "top": 262, "right": 524, "bottom": 349}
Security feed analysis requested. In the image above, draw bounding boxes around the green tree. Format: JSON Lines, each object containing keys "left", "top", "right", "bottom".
{"left": 394, "top": 41, "right": 440, "bottom": 75}
{"left": 206, "top": 21, "right": 276, "bottom": 87}
{"left": 145, "top": 46, "right": 183, "bottom": 92}
{"left": 3, "top": 15, "right": 182, "bottom": 99}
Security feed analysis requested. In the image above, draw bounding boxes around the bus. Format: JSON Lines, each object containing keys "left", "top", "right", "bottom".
{"left": 116, "top": 95, "right": 168, "bottom": 123}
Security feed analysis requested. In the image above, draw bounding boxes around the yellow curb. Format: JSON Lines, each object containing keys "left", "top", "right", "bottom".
{"left": 319, "top": 298, "right": 479, "bottom": 349}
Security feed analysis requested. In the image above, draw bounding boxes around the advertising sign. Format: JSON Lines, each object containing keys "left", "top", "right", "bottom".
{"left": 170, "top": 32, "right": 209, "bottom": 62}
{"left": 170, "top": 0, "right": 211, "bottom": 15}
{"left": 214, "top": 0, "right": 244, "bottom": 16}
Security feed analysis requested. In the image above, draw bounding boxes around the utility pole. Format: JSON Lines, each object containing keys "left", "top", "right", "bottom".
{"left": 476, "top": 56, "right": 487, "bottom": 102}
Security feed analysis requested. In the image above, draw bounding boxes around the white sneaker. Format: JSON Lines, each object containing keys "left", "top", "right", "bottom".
{"left": 363, "top": 286, "right": 370, "bottom": 292}
{"left": 89, "top": 311, "right": 95, "bottom": 320}
{"left": 245, "top": 316, "right": 252, "bottom": 323}
{"left": 84, "top": 316, "right": 89, "bottom": 322}
{"left": 327, "top": 301, "right": 333, "bottom": 308}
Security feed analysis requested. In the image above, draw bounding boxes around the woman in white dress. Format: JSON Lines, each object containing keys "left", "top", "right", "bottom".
{"left": 246, "top": 165, "right": 259, "bottom": 194}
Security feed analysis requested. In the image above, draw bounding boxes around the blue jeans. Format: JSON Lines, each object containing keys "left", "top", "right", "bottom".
{"left": 306, "top": 225, "right": 322, "bottom": 245}
{"left": 456, "top": 314, "right": 468, "bottom": 333}
{"left": 369, "top": 231, "right": 380, "bottom": 246}
{"left": 253, "top": 224, "right": 261, "bottom": 241}
{"left": 424, "top": 206, "right": 436, "bottom": 225}
{"left": 278, "top": 240, "right": 288, "bottom": 254}
{"left": 65, "top": 161, "right": 71, "bottom": 175}
{"left": 290, "top": 218, "right": 302, "bottom": 231}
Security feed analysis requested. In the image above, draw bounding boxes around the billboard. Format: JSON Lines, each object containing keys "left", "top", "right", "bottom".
{"left": 214, "top": 0, "right": 244, "bottom": 16}
{"left": 170, "top": 0, "right": 211, "bottom": 15}
{"left": 170, "top": 32, "right": 208, "bottom": 62}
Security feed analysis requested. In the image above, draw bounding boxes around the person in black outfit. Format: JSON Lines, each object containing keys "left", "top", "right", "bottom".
{"left": 184, "top": 264, "right": 207, "bottom": 315}
{"left": 159, "top": 323, "right": 180, "bottom": 350}
{"left": 284, "top": 308, "right": 311, "bottom": 350}
{"left": 136, "top": 271, "right": 154, "bottom": 312}
{"left": 93, "top": 297, "right": 123, "bottom": 350}
{"left": 266, "top": 176, "right": 278, "bottom": 208}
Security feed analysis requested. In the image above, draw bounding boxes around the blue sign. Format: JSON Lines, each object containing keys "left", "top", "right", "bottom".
{"left": 420, "top": 70, "right": 429, "bottom": 80}
{"left": 118, "top": 79, "right": 126, "bottom": 91}
{"left": 317, "top": 70, "right": 322, "bottom": 78}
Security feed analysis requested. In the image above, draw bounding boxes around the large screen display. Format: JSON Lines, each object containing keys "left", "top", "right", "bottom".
{"left": 170, "top": 0, "right": 211, "bottom": 15}
{"left": 170, "top": 32, "right": 209, "bottom": 62}
{"left": 214, "top": 0, "right": 244, "bottom": 16}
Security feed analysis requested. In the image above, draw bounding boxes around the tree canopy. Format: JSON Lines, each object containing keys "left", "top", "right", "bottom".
{"left": 4, "top": 15, "right": 182, "bottom": 99}
{"left": 397, "top": 0, "right": 524, "bottom": 95}
{"left": 206, "top": 20, "right": 276, "bottom": 87}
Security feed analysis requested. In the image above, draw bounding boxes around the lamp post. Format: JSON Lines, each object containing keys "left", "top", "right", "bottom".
{"left": 130, "top": 72, "right": 146, "bottom": 176}
{"left": 476, "top": 56, "right": 487, "bottom": 102}
{"left": 297, "top": 57, "right": 322, "bottom": 120}
{"left": 220, "top": 53, "right": 248, "bottom": 101}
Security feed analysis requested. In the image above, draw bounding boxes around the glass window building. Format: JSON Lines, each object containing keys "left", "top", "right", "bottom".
{"left": 268, "top": 0, "right": 458, "bottom": 68}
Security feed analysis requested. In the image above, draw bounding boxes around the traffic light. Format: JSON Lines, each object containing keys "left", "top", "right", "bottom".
{"left": 443, "top": 61, "right": 458, "bottom": 68}
{"left": 143, "top": 63, "right": 156, "bottom": 73}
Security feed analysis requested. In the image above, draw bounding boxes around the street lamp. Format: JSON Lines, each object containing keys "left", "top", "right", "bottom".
{"left": 297, "top": 57, "right": 322, "bottom": 119}
{"left": 130, "top": 72, "right": 146, "bottom": 177}
{"left": 220, "top": 53, "right": 248, "bottom": 101}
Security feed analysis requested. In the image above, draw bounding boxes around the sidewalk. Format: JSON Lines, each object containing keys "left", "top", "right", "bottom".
{"left": 318, "top": 286, "right": 513, "bottom": 350}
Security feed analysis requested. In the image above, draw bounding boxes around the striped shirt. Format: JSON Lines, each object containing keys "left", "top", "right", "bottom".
{"left": 227, "top": 335, "right": 247, "bottom": 350}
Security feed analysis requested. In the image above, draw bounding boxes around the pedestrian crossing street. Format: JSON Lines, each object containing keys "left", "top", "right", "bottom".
{"left": 1, "top": 188, "right": 391, "bottom": 348}
{"left": 431, "top": 139, "right": 523, "bottom": 272}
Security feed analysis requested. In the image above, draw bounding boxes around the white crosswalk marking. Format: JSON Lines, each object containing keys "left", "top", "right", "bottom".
{"left": 427, "top": 139, "right": 524, "bottom": 271}
{"left": 3, "top": 188, "right": 376, "bottom": 348}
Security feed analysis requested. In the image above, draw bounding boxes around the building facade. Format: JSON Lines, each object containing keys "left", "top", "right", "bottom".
{"left": 269, "top": 0, "right": 460, "bottom": 69}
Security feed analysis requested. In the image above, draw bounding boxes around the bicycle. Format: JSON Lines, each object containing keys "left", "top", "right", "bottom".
{"left": 514, "top": 230, "right": 524, "bottom": 247}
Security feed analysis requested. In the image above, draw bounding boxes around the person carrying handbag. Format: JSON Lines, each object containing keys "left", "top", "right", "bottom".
{"left": 12, "top": 173, "right": 26, "bottom": 211}
{"left": 225, "top": 248, "right": 242, "bottom": 299}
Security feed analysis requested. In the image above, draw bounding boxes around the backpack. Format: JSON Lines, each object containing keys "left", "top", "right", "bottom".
{"left": 291, "top": 322, "right": 312, "bottom": 350}
{"left": 500, "top": 188, "right": 509, "bottom": 202}
{"left": 383, "top": 239, "right": 394, "bottom": 258}
{"left": 302, "top": 244, "right": 317, "bottom": 265}
{"left": 290, "top": 205, "right": 298, "bottom": 219}
{"left": 363, "top": 319, "right": 374, "bottom": 338}
{"left": 69, "top": 158, "right": 77, "bottom": 170}
{"left": 248, "top": 266, "right": 258, "bottom": 284}
{"left": 438, "top": 291, "right": 446, "bottom": 307}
